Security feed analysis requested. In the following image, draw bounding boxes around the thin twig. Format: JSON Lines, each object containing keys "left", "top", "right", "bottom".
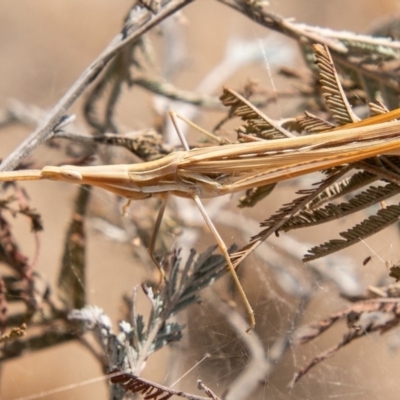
{"left": 197, "top": 380, "right": 221, "bottom": 400}
{"left": 0, "top": 0, "right": 194, "bottom": 172}
{"left": 219, "top": 0, "right": 400, "bottom": 52}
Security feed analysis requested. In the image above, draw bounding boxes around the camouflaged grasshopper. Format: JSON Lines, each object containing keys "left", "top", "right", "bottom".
{"left": 2, "top": 108, "right": 400, "bottom": 330}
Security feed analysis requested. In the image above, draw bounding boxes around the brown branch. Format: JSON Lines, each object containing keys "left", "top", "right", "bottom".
{"left": 0, "top": 0, "right": 194, "bottom": 172}
{"left": 291, "top": 298, "right": 400, "bottom": 386}
{"left": 218, "top": 0, "right": 400, "bottom": 52}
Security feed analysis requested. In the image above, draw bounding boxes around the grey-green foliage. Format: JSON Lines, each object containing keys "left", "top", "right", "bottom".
{"left": 68, "top": 245, "right": 234, "bottom": 373}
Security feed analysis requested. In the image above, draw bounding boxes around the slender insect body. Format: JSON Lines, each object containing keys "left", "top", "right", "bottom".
{"left": 4, "top": 121, "right": 400, "bottom": 199}
{"left": 3, "top": 113, "right": 400, "bottom": 329}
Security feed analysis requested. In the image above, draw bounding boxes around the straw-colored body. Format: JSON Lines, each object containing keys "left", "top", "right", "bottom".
{"left": 2, "top": 118, "right": 400, "bottom": 198}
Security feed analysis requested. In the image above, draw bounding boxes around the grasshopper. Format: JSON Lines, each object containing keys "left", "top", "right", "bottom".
{"left": 2, "top": 109, "right": 400, "bottom": 330}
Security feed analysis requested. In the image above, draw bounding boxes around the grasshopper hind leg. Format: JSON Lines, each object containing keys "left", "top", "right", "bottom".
{"left": 168, "top": 110, "right": 226, "bottom": 148}
{"left": 192, "top": 195, "right": 255, "bottom": 331}
{"left": 168, "top": 110, "right": 255, "bottom": 330}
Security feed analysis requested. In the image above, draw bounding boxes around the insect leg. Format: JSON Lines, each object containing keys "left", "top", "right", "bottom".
{"left": 168, "top": 110, "right": 226, "bottom": 146}
{"left": 148, "top": 193, "right": 169, "bottom": 288}
{"left": 168, "top": 109, "right": 255, "bottom": 330}
{"left": 192, "top": 194, "right": 255, "bottom": 331}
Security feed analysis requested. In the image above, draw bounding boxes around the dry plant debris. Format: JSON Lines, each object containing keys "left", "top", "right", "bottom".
{"left": 2, "top": 1, "right": 400, "bottom": 399}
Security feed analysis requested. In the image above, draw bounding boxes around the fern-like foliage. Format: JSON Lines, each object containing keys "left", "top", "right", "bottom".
{"left": 69, "top": 246, "right": 232, "bottom": 398}
{"left": 296, "top": 110, "right": 334, "bottom": 133}
{"left": 313, "top": 43, "right": 360, "bottom": 125}
{"left": 304, "top": 204, "right": 400, "bottom": 261}
{"left": 369, "top": 99, "right": 390, "bottom": 116}
{"left": 304, "top": 171, "right": 379, "bottom": 210}
{"left": 230, "top": 42, "right": 400, "bottom": 263}
{"left": 92, "top": 130, "right": 173, "bottom": 161}
{"left": 109, "top": 369, "right": 175, "bottom": 400}
{"left": 237, "top": 183, "right": 277, "bottom": 208}
{"left": 258, "top": 167, "right": 350, "bottom": 232}
{"left": 219, "top": 87, "right": 294, "bottom": 140}
{"left": 109, "top": 368, "right": 217, "bottom": 400}
{"left": 219, "top": 87, "right": 295, "bottom": 206}
{"left": 280, "top": 183, "right": 400, "bottom": 231}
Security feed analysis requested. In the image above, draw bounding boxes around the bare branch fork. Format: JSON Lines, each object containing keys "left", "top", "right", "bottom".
{"left": 0, "top": 0, "right": 194, "bottom": 172}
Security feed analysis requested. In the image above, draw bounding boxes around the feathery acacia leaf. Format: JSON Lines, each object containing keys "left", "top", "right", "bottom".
{"left": 220, "top": 87, "right": 293, "bottom": 139}
{"left": 281, "top": 183, "right": 400, "bottom": 231}
{"left": 296, "top": 111, "right": 334, "bottom": 133}
{"left": 237, "top": 183, "right": 277, "bottom": 208}
{"left": 313, "top": 43, "right": 360, "bottom": 125}
{"left": 109, "top": 368, "right": 216, "bottom": 400}
{"left": 304, "top": 171, "right": 378, "bottom": 210}
{"left": 369, "top": 100, "right": 390, "bottom": 116}
{"left": 93, "top": 131, "right": 173, "bottom": 161}
{"left": 259, "top": 167, "right": 351, "bottom": 231}
{"left": 304, "top": 204, "right": 400, "bottom": 261}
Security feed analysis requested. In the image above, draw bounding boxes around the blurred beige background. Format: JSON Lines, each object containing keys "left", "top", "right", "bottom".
{"left": 1, "top": 1, "right": 400, "bottom": 399}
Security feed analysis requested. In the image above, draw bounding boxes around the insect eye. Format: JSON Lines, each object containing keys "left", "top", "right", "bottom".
{"left": 60, "top": 170, "right": 82, "bottom": 181}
